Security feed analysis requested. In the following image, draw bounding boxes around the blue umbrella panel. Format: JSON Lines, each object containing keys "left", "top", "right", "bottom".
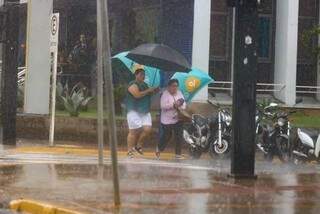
{"left": 171, "top": 68, "right": 214, "bottom": 102}
{"left": 112, "top": 51, "right": 161, "bottom": 87}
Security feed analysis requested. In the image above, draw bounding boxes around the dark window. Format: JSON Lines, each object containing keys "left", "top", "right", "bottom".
{"left": 258, "top": 17, "right": 271, "bottom": 59}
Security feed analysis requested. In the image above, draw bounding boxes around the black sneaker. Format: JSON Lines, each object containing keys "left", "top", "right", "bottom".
{"left": 134, "top": 147, "right": 144, "bottom": 155}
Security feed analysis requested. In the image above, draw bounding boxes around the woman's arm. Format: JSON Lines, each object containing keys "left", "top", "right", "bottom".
{"left": 178, "top": 91, "right": 187, "bottom": 109}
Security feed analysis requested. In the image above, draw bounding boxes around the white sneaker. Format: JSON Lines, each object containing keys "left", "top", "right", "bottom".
{"left": 175, "top": 154, "right": 185, "bottom": 160}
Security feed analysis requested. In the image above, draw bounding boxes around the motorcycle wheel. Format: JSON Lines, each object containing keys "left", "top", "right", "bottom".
{"left": 189, "top": 147, "right": 202, "bottom": 159}
{"left": 276, "top": 136, "right": 290, "bottom": 163}
{"left": 264, "top": 152, "right": 274, "bottom": 162}
{"left": 209, "top": 137, "right": 230, "bottom": 159}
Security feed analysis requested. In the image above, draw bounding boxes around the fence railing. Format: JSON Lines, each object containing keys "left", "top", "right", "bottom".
{"left": 208, "top": 81, "right": 286, "bottom": 93}
{"left": 296, "top": 85, "right": 320, "bottom": 94}
{"left": 209, "top": 81, "right": 320, "bottom": 95}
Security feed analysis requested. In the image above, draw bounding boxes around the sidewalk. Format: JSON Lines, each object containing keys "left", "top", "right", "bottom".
{"left": 0, "top": 140, "right": 320, "bottom": 213}
{"left": 3, "top": 139, "right": 191, "bottom": 161}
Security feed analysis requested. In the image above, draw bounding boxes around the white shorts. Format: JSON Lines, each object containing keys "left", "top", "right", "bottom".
{"left": 127, "top": 111, "right": 152, "bottom": 130}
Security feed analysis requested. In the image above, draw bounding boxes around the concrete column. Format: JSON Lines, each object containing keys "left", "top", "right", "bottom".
{"left": 274, "top": 0, "right": 299, "bottom": 106}
{"left": 24, "top": 0, "right": 52, "bottom": 114}
{"left": 192, "top": 0, "right": 211, "bottom": 102}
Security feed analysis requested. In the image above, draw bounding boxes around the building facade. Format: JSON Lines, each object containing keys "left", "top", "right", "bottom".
{"left": 12, "top": 0, "right": 320, "bottom": 114}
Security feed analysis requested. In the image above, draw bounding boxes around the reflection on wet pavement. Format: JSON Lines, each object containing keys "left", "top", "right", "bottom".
{"left": 0, "top": 158, "right": 319, "bottom": 213}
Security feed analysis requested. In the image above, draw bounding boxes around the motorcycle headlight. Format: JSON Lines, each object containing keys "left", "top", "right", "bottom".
{"left": 278, "top": 118, "right": 285, "bottom": 127}
{"left": 225, "top": 115, "right": 232, "bottom": 126}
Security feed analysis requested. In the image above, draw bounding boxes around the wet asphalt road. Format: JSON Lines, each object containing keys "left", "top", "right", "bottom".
{"left": 0, "top": 153, "right": 319, "bottom": 214}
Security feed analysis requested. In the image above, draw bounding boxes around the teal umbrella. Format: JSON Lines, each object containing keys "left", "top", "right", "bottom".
{"left": 112, "top": 51, "right": 161, "bottom": 87}
{"left": 171, "top": 68, "right": 214, "bottom": 102}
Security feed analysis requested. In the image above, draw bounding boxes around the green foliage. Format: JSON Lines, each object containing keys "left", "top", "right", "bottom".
{"left": 56, "top": 81, "right": 66, "bottom": 111}
{"left": 256, "top": 98, "right": 274, "bottom": 112}
{"left": 113, "top": 84, "right": 126, "bottom": 115}
{"left": 59, "top": 82, "right": 93, "bottom": 117}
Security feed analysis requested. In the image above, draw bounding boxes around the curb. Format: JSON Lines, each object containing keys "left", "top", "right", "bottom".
{"left": 9, "top": 146, "right": 180, "bottom": 160}
{"left": 10, "top": 199, "right": 83, "bottom": 214}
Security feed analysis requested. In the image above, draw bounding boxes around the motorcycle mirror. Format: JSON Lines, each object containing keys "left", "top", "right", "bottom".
{"left": 207, "top": 99, "right": 220, "bottom": 108}
{"left": 265, "top": 103, "right": 278, "bottom": 110}
{"left": 269, "top": 103, "right": 278, "bottom": 107}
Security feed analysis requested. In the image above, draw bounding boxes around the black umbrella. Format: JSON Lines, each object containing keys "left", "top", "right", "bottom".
{"left": 126, "top": 43, "right": 191, "bottom": 72}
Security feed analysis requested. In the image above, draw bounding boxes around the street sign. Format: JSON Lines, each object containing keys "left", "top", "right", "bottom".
{"left": 49, "top": 13, "right": 59, "bottom": 146}
{"left": 50, "top": 13, "right": 59, "bottom": 53}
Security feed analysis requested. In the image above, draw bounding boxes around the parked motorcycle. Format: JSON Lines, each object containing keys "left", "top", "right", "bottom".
{"left": 208, "top": 108, "right": 232, "bottom": 158}
{"left": 291, "top": 128, "right": 320, "bottom": 164}
{"left": 183, "top": 101, "right": 232, "bottom": 159}
{"left": 255, "top": 103, "right": 292, "bottom": 162}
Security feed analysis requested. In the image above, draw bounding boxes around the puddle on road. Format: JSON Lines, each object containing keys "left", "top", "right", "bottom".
{"left": 0, "top": 161, "right": 319, "bottom": 213}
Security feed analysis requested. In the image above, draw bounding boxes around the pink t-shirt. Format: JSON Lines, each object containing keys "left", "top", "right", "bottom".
{"left": 160, "top": 90, "right": 186, "bottom": 125}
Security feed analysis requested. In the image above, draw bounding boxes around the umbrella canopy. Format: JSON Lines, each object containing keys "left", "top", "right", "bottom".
{"left": 126, "top": 43, "right": 191, "bottom": 72}
{"left": 171, "top": 68, "right": 214, "bottom": 102}
{"left": 112, "top": 51, "right": 161, "bottom": 87}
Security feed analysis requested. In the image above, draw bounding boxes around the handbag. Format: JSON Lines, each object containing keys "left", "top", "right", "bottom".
{"left": 177, "top": 107, "right": 191, "bottom": 122}
{"left": 172, "top": 95, "right": 191, "bottom": 122}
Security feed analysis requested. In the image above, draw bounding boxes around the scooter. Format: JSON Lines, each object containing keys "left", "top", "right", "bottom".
{"left": 183, "top": 101, "right": 232, "bottom": 159}
{"left": 183, "top": 114, "right": 213, "bottom": 159}
{"left": 291, "top": 128, "right": 320, "bottom": 164}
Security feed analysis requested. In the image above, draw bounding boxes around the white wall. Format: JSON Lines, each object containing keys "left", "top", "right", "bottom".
{"left": 274, "top": 0, "right": 299, "bottom": 106}
{"left": 192, "top": 0, "right": 211, "bottom": 102}
{"left": 24, "top": 0, "right": 52, "bottom": 114}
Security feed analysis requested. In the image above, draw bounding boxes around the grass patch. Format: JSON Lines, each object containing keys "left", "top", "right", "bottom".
{"left": 56, "top": 109, "right": 126, "bottom": 120}
{"left": 290, "top": 111, "right": 320, "bottom": 128}
{"left": 56, "top": 108, "right": 159, "bottom": 120}
{"left": 56, "top": 107, "right": 320, "bottom": 128}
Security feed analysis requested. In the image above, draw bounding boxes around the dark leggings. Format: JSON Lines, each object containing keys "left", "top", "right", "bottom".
{"left": 158, "top": 122, "right": 182, "bottom": 155}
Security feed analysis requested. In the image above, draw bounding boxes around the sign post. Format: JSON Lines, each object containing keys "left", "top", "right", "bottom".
{"left": 97, "top": 0, "right": 121, "bottom": 206}
{"left": 49, "top": 13, "right": 59, "bottom": 147}
{"left": 228, "top": 0, "right": 259, "bottom": 178}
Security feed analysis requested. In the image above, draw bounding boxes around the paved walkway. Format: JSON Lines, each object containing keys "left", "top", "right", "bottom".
{"left": 0, "top": 144, "right": 320, "bottom": 213}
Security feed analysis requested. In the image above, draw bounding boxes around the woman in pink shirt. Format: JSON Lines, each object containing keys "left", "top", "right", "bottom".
{"left": 156, "top": 79, "right": 186, "bottom": 159}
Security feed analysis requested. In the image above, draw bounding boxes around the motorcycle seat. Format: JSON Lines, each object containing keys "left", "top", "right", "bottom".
{"left": 300, "top": 128, "right": 319, "bottom": 139}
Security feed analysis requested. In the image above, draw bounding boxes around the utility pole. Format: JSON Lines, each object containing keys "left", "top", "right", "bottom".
{"left": 97, "top": 0, "right": 121, "bottom": 206}
{"left": 0, "top": 0, "right": 19, "bottom": 145}
{"left": 228, "top": 0, "right": 259, "bottom": 178}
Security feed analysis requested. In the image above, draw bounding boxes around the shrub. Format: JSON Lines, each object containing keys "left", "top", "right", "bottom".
{"left": 59, "top": 82, "right": 93, "bottom": 117}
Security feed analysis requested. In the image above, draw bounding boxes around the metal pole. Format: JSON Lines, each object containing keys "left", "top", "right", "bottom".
{"left": 229, "top": 0, "right": 259, "bottom": 179}
{"left": 230, "top": 7, "right": 236, "bottom": 96}
{"left": 49, "top": 51, "right": 58, "bottom": 147}
{"left": 49, "top": 13, "right": 60, "bottom": 147}
{"left": 1, "top": 0, "right": 19, "bottom": 145}
{"left": 97, "top": 0, "right": 121, "bottom": 206}
{"left": 97, "top": 31, "right": 104, "bottom": 165}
